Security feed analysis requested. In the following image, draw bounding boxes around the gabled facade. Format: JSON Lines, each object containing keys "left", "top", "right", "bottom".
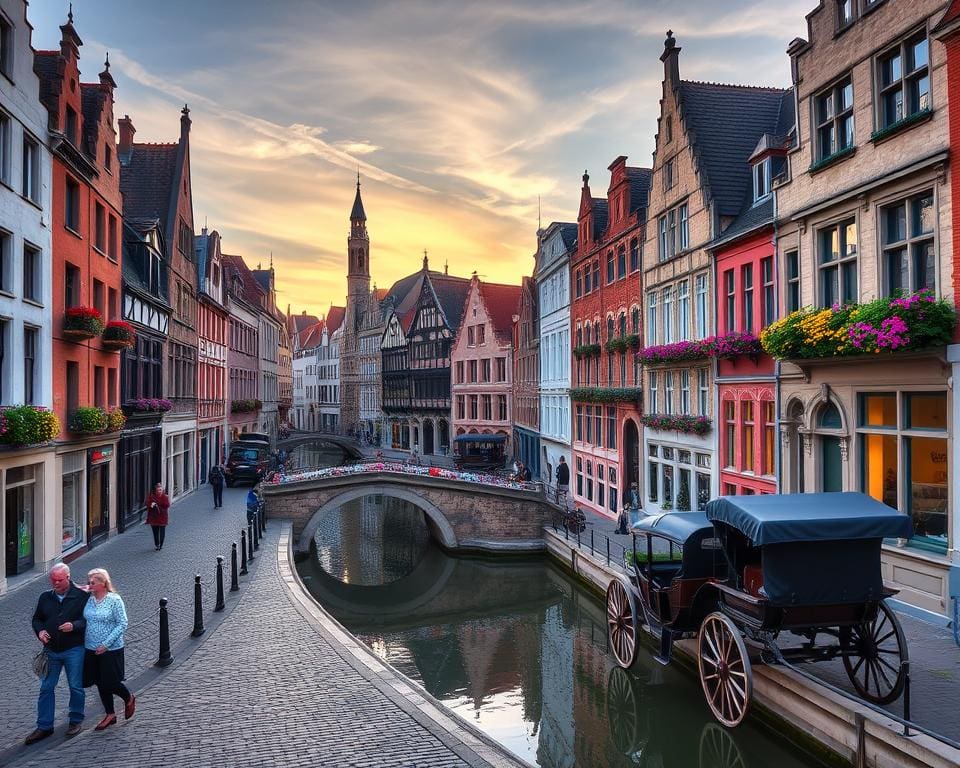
{"left": 251, "top": 265, "right": 282, "bottom": 440}
{"left": 195, "top": 227, "right": 228, "bottom": 483}
{"left": 450, "top": 275, "right": 520, "bottom": 461}
{"left": 381, "top": 307, "right": 413, "bottom": 448}
{"left": 0, "top": 0, "right": 55, "bottom": 586}
{"left": 641, "top": 32, "right": 785, "bottom": 516}
{"left": 223, "top": 255, "right": 262, "bottom": 442}
{"left": 776, "top": 0, "right": 953, "bottom": 619}
{"left": 535, "top": 222, "right": 576, "bottom": 487}
{"left": 358, "top": 286, "right": 388, "bottom": 444}
{"left": 513, "top": 275, "right": 539, "bottom": 475}
{"left": 571, "top": 157, "right": 649, "bottom": 520}
{"left": 119, "top": 105, "right": 197, "bottom": 501}
{"left": 321, "top": 321, "right": 342, "bottom": 431}
{"left": 38, "top": 11, "right": 124, "bottom": 554}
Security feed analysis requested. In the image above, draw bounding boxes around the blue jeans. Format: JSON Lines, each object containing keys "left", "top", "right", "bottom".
{"left": 37, "top": 645, "right": 85, "bottom": 730}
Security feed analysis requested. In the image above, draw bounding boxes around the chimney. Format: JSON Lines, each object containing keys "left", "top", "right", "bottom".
{"left": 180, "top": 104, "right": 191, "bottom": 142}
{"left": 118, "top": 115, "right": 135, "bottom": 156}
{"left": 661, "top": 30, "right": 681, "bottom": 88}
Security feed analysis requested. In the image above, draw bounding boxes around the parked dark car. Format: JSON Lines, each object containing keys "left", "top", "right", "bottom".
{"left": 225, "top": 442, "right": 270, "bottom": 486}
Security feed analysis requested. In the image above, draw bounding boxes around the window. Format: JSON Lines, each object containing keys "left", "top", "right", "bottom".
{"left": 753, "top": 160, "right": 770, "bottom": 202}
{"left": 0, "top": 111, "right": 9, "bottom": 185}
{"left": 663, "top": 288, "right": 674, "bottom": 344}
{"left": 498, "top": 395, "right": 507, "bottom": 421}
{"left": 95, "top": 202, "right": 106, "bottom": 252}
{"left": 649, "top": 371, "right": 658, "bottom": 413}
{"left": 658, "top": 203, "right": 688, "bottom": 261}
{"left": 93, "top": 279, "right": 105, "bottom": 318}
{"left": 815, "top": 77, "right": 854, "bottom": 161}
{"left": 104, "top": 144, "right": 112, "bottom": 173}
{"left": 615, "top": 246, "right": 625, "bottom": 279}
{"left": 742, "top": 264, "right": 754, "bottom": 332}
{"left": 66, "top": 360, "right": 79, "bottom": 415}
{"left": 607, "top": 250, "right": 615, "bottom": 284}
{"left": 664, "top": 158, "right": 675, "bottom": 190}
{"left": 469, "top": 395, "right": 478, "bottom": 419}
{"left": 646, "top": 292, "right": 657, "bottom": 345}
{"left": 665, "top": 115, "right": 673, "bottom": 143}
{"left": 94, "top": 366, "right": 105, "bottom": 407}
{"left": 743, "top": 400, "right": 755, "bottom": 473}
{"left": 607, "top": 407, "right": 616, "bottom": 449}
{"left": 629, "top": 239, "right": 639, "bottom": 272}
{"left": 23, "top": 326, "right": 38, "bottom": 404}
{"left": 858, "top": 391, "right": 947, "bottom": 552}
{"left": 837, "top": 0, "right": 854, "bottom": 28}
{"left": 877, "top": 33, "right": 930, "bottom": 130}
{"left": 665, "top": 372, "right": 674, "bottom": 415}
{"left": 597, "top": 463, "right": 605, "bottom": 508}
{"left": 631, "top": 307, "right": 640, "bottom": 335}
{"left": 677, "top": 281, "right": 690, "bottom": 341}
{"left": 695, "top": 274, "right": 708, "bottom": 339}
{"left": 468, "top": 360, "right": 477, "bottom": 383}
{"left": 0, "top": 13, "right": 10, "bottom": 77}
{"left": 592, "top": 261, "right": 600, "bottom": 290}
{"left": 724, "top": 269, "right": 735, "bottom": 333}
{"left": 818, "top": 218, "right": 857, "bottom": 306}
{"left": 22, "top": 135, "right": 40, "bottom": 203}
{"left": 467, "top": 326, "right": 475, "bottom": 346}
{"left": 584, "top": 265, "right": 592, "bottom": 294}
{"left": 762, "top": 257, "right": 775, "bottom": 326}
{"left": 575, "top": 270, "right": 582, "bottom": 298}
{"left": 575, "top": 405, "right": 583, "bottom": 442}
{"left": 65, "top": 176, "right": 80, "bottom": 231}
{"left": 23, "top": 242, "right": 40, "bottom": 302}
{"left": 108, "top": 215, "right": 118, "bottom": 260}
{"left": 478, "top": 325, "right": 486, "bottom": 345}
{"left": 762, "top": 400, "right": 775, "bottom": 476}
{"left": 697, "top": 368, "right": 709, "bottom": 415}
{"left": 786, "top": 250, "right": 800, "bottom": 313}
{"left": 0, "top": 229, "right": 9, "bottom": 293}
{"left": 881, "top": 191, "right": 935, "bottom": 294}
{"left": 455, "top": 361, "right": 464, "bottom": 384}
{"left": 456, "top": 395, "right": 465, "bottom": 420}
{"left": 482, "top": 395, "right": 492, "bottom": 420}
{"left": 680, "top": 370, "right": 690, "bottom": 414}
{"left": 586, "top": 460, "right": 593, "bottom": 501}
{"left": 64, "top": 263, "right": 80, "bottom": 308}
{"left": 724, "top": 401, "right": 736, "bottom": 468}
{"left": 65, "top": 106, "right": 78, "bottom": 146}
{"left": 482, "top": 358, "right": 491, "bottom": 383}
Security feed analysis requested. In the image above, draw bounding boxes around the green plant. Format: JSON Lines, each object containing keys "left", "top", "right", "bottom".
{"left": 0, "top": 406, "right": 61, "bottom": 446}
{"left": 106, "top": 408, "right": 126, "bottom": 432}
{"left": 605, "top": 337, "right": 629, "bottom": 354}
{"left": 625, "top": 334, "right": 641, "bottom": 350}
{"left": 63, "top": 306, "right": 105, "bottom": 336}
{"left": 102, "top": 320, "right": 136, "bottom": 347}
{"left": 676, "top": 478, "right": 691, "bottom": 511}
{"left": 640, "top": 414, "right": 712, "bottom": 436}
{"left": 70, "top": 406, "right": 109, "bottom": 434}
{"left": 624, "top": 549, "right": 684, "bottom": 566}
{"left": 570, "top": 387, "right": 643, "bottom": 404}
{"left": 573, "top": 344, "right": 602, "bottom": 358}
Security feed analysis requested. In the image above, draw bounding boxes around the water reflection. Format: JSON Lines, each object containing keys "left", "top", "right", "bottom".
{"left": 297, "top": 495, "right": 826, "bottom": 768}
{"left": 287, "top": 441, "right": 348, "bottom": 472}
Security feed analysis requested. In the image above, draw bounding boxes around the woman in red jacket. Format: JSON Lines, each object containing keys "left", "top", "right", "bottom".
{"left": 144, "top": 483, "right": 170, "bottom": 551}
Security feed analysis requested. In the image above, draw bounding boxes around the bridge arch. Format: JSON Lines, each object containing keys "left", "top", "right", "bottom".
{"left": 297, "top": 483, "right": 458, "bottom": 554}
{"left": 279, "top": 434, "right": 364, "bottom": 460}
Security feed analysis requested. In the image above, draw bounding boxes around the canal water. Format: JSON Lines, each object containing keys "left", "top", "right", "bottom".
{"left": 293, "top": 476, "right": 830, "bottom": 768}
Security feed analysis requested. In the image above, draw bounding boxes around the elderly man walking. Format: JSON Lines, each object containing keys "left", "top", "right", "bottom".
{"left": 26, "top": 563, "right": 90, "bottom": 744}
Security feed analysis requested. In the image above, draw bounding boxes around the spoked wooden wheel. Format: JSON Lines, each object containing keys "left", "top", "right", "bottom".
{"left": 840, "top": 600, "right": 908, "bottom": 704}
{"left": 698, "top": 723, "right": 746, "bottom": 768}
{"left": 606, "top": 578, "right": 639, "bottom": 668}
{"left": 606, "top": 666, "right": 645, "bottom": 756}
{"left": 697, "top": 612, "right": 752, "bottom": 728}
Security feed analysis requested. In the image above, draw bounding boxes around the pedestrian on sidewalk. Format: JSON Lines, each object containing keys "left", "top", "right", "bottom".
{"left": 145, "top": 483, "right": 170, "bottom": 551}
{"left": 26, "top": 563, "right": 90, "bottom": 744}
{"left": 82, "top": 569, "right": 135, "bottom": 732}
{"left": 555, "top": 457, "right": 570, "bottom": 503}
{"left": 246, "top": 487, "right": 260, "bottom": 526}
{"left": 208, "top": 461, "right": 225, "bottom": 508}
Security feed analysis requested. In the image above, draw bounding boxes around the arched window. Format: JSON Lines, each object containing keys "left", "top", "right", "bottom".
{"left": 593, "top": 260, "right": 600, "bottom": 289}
{"left": 617, "top": 246, "right": 626, "bottom": 278}
{"left": 819, "top": 402, "right": 842, "bottom": 429}
{"left": 585, "top": 324, "right": 591, "bottom": 345}
{"left": 576, "top": 325, "right": 583, "bottom": 347}
{"left": 607, "top": 316, "right": 615, "bottom": 341}
{"left": 618, "top": 312, "right": 627, "bottom": 337}
{"left": 594, "top": 320, "right": 601, "bottom": 344}
{"left": 631, "top": 307, "right": 640, "bottom": 334}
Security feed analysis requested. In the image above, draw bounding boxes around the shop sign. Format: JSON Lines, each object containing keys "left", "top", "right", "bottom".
{"left": 88, "top": 446, "right": 114, "bottom": 466}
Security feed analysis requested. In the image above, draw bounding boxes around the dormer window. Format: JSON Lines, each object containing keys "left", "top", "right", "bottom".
{"left": 753, "top": 159, "right": 771, "bottom": 203}
{"left": 65, "top": 106, "right": 78, "bottom": 146}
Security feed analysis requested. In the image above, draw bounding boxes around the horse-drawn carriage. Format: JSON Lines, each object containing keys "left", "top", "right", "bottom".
{"left": 605, "top": 492, "right": 912, "bottom": 727}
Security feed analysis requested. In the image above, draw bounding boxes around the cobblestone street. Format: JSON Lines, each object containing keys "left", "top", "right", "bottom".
{"left": 0, "top": 487, "right": 523, "bottom": 768}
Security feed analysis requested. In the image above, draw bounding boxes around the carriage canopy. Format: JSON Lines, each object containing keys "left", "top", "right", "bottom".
{"left": 704, "top": 492, "right": 912, "bottom": 546}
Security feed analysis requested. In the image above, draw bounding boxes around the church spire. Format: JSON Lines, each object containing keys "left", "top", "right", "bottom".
{"left": 350, "top": 172, "right": 366, "bottom": 223}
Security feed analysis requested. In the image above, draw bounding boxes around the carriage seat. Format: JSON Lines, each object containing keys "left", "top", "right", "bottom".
{"left": 743, "top": 564, "right": 764, "bottom": 599}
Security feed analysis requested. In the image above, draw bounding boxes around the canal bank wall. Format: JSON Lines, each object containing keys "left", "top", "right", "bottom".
{"left": 543, "top": 528, "right": 960, "bottom": 768}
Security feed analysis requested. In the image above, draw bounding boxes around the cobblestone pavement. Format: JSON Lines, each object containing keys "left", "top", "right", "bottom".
{"left": 5, "top": 522, "right": 522, "bottom": 768}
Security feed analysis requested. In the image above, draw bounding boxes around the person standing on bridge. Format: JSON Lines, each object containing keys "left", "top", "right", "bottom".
{"left": 208, "top": 460, "right": 225, "bottom": 508}
{"left": 555, "top": 456, "right": 570, "bottom": 503}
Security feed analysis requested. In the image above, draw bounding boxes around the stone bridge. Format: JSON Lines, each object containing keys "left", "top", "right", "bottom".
{"left": 277, "top": 432, "right": 364, "bottom": 460}
{"left": 261, "top": 469, "right": 554, "bottom": 555}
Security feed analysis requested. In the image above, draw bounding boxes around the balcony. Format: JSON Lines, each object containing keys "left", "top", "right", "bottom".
{"left": 198, "top": 398, "right": 225, "bottom": 420}
{"left": 231, "top": 398, "right": 262, "bottom": 414}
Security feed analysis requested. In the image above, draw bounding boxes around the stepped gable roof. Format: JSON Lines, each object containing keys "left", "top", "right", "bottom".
{"left": 426, "top": 273, "right": 471, "bottom": 332}
{"left": 119, "top": 142, "right": 179, "bottom": 233}
{"left": 325, "top": 305, "right": 346, "bottom": 334}
{"left": 478, "top": 281, "right": 522, "bottom": 342}
{"left": 626, "top": 167, "right": 653, "bottom": 215}
{"left": 296, "top": 321, "right": 324, "bottom": 350}
{"left": 79, "top": 82, "right": 108, "bottom": 160}
{"left": 677, "top": 80, "right": 787, "bottom": 217}
{"left": 222, "top": 253, "right": 266, "bottom": 308}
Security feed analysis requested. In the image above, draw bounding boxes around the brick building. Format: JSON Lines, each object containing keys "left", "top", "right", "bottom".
{"left": 195, "top": 228, "right": 228, "bottom": 482}
{"left": 38, "top": 12, "right": 124, "bottom": 554}
{"left": 450, "top": 275, "right": 520, "bottom": 464}
{"left": 570, "top": 159, "right": 649, "bottom": 520}
{"left": 223, "top": 254, "right": 262, "bottom": 441}
{"left": 513, "top": 275, "right": 539, "bottom": 475}
{"left": 775, "top": 0, "right": 953, "bottom": 619}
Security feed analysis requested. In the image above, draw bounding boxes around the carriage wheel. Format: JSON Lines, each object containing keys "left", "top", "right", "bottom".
{"left": 840, "top": 600, "right": 908, "bottom": 704}
{"left": 606, "top": 578, "right": 639, "bottom": 668}
{"left": 606, "top": 667, "right": 646, "bottom": 756}
{"left": 698, "top": 723, "right": 746, "bottom": 768}
{"left": 697, "top": 612, "right": 752, "bottom": 728}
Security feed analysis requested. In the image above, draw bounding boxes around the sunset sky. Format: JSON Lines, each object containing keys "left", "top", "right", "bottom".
{"left": 27, "top": 1, "right": 808, "bottom": 318}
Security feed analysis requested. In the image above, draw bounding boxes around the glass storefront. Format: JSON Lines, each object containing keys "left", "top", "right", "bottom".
{"left": 647, "top": 442, "right": 711, "bottom": 512}
{"left": 87, "top": 446, "right": 112, "bottom": 544}
{"left": 62, "top": 452, "right": 85, "bottom": 553}
{"left": 165, "top": 431, "right": 195, "bottom": 499}
{"left": 5, "top": 465, "right": 38, "bottom": 576}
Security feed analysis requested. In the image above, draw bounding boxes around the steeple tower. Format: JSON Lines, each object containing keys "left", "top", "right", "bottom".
{"left": 347, "top": 173, "right": 370, "bottom": 298}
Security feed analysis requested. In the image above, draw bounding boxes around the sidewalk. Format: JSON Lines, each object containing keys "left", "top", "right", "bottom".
{"left": 0, "top": 487, "right": 523, "bottom": 768}
{"left": 570, "top": 504, "right": 960, "bottom": 744}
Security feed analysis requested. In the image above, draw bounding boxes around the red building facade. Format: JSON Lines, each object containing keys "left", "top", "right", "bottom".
{"left": 196, "top": 229, "right": 228, "bottom": 480}
{"left": 570, "top": 158, "right": 649, "bottom": 519}
{"left": 39, "top": 15, "right": 124, "bottom": 553}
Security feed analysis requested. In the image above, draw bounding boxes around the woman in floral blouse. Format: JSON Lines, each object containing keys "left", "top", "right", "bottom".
{"left": 83, "top": 568, "right": 135, "bottom": 731}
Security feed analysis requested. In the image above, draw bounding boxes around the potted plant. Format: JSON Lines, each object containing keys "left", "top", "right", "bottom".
{"left": 102, "top": 320, "right": 136, "bottom": 350}
{"left": 0, "top": 405, "right": 61, "bottom": 447}
{"left": 106, "top": 407, "right": 126, "bottom": 432}
{"left": 69, "top": 406, "right": 109, "bottom": 435}
{"left": 63, "top": 306, "right": 105, "bottom": 341}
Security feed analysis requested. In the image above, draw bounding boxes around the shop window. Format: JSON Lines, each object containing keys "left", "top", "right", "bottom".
{"left": 61, "top": 452, "right": 84, "bottom": 552}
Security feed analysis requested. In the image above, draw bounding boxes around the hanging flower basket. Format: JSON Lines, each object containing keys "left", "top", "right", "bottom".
{"left": 102, "top": 320, "right": 136, "bottom": 350}
{"left": 0, "top": 406, "right": 61, "bottom": 447}
{"left": 63, "top": 306, "right": 104, "bottom": 340}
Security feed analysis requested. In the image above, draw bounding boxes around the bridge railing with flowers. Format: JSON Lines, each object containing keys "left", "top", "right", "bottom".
{"left": 269, "top": 461, "right": 542, "bottom": 493}
{"left": 0, "top": 406, "right": 61, "bottom": 447}
{"left": 760, "top": 291, "right": 956, "bottom": 360}
{"left": 637, "top": 332, "right": 762, "bottom": 365}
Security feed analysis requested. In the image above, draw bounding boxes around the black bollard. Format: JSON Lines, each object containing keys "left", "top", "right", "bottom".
{"left": 156, "top": 597, "right": 173, "bottom": 667}
{"left": 214, "top": 556, "right": 225, "bottom": 611}
{"left": 260, "top": 501, "right": 266, "bottom": 530}
{"left": 247, "top": 521, "right": 255, "bottom": 561}
{"left": 230, "top": 542, "right": 240, "bottom": 591}
{"left": 252, "top": 514, "right": 260, "bottom": 551}
{"left": 240, "top": 530, "right": 249, "bottom": 575}
{"left": 191, "top": 574, "right": 205, "bottom": 637}
{"left": 259, "top": 506, "right": 266, "bottom": 536}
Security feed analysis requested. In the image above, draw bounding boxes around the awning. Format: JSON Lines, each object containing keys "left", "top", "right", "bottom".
{"left": 454, "top": 434, "right": 506, "bottom": 443}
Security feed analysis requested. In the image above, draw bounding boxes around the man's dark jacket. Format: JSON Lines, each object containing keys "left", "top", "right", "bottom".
{"left": 32, "top": 584, "right": 89, "bottom": 651}
{"left": 556, "top": 462, "right": 570, "bottom": 485}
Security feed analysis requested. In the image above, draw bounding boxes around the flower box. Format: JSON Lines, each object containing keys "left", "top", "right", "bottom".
{"left": 0, "top": 405, "right": 61, "bottom": 447}
{"left": 102, "top": 320, "right": 136, "bottom": 350}
{"left": 231, "top": 399, "right": 263, "bottom": 414}
{"left": 69, "top": 406, "right": 125, "bottom": 435}
{"left": 570, "top": 387, "right": 643, "bottom": 405}
{"left": 640, "top": 413, "right": 712, "bottom": 436}
{"left": 637, "top": 333, "right": 762, "bottom": 365}
{"left": 573, "top": 344, "right": 602, "bottom": 358}
{"left": 124, "top": 398, "right": 173, "bottom": 413}
{"left": 760, "top": 291, "right": 956, "bottom": 360}
{"left": 63, "top": 306, "right": 104, "bottom": 340}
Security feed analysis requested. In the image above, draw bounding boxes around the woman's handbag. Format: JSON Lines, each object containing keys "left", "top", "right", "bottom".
{"left": 32, "top": 648, "right": 49, "bottom": 679}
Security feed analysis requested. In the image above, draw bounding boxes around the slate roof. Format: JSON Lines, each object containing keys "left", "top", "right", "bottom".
{"left": 626, "top": 167, "right": 652, "bottom": 215}
{"left": 350, "top": 183, "right": 366, "bottom": 221}
{"left": 590, "top": 198, "right": 609, "bottom": 240}
{"left": 119, "top": 143, "right": 179, "bottom": 248}
{"left": 677, "top": 81, "right": 787, "bottom": 217}
{"left": 554, "top": 222, "right": 577, "bottom": 250}
{"left": 222, "top": 253, "right": 266, "bottom": 308}
{"left": 478, "top": 281, "right": 523, "bottom": 342}
{"left": 33, "top": 52, "right": 63, "bottom": 129}
{"left": 428, "top": 274, "right": 471, "bottom": 333}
